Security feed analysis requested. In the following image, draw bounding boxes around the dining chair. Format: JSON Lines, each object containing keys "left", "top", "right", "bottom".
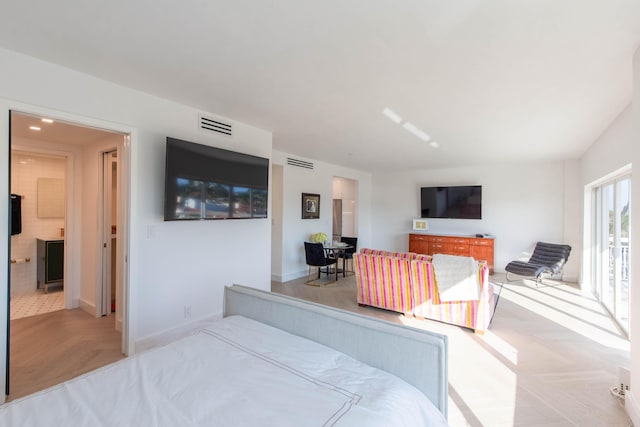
{"left": 339, "top": 236, "right": 358, "bottom": 276}
{"left": 304, "top": 242, "right": 338, "bottom": 286}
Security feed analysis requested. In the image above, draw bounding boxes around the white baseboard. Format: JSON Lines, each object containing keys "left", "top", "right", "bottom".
{"left": 134, "top": 312, "right": 222, "bottom": 354}
{"left": 78, "top": 298, "right": 96, "bottom": 316}
{"left": 626, "top": 390, "right": 640, "bottom": 426}
{"left": 273, "top": 270, "right": 308, "bottom": 283}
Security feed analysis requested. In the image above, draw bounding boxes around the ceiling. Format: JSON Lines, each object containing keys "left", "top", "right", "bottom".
{"left": 1, "top": 1, "right": 639, "bottom": 172}
{"left": 11, "top": 113, "right": 119, "bottom": 146}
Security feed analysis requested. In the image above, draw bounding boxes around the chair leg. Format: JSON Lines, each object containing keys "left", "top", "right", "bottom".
{"left": 305, "top": 266, "right": 320, "bottom": 286}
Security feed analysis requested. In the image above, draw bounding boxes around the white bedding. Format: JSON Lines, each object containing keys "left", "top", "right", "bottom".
{"left": 0, "top": 315, "right": 448, "bottom": 427}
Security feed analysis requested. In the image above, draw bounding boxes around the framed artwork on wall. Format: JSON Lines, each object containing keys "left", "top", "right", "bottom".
{"left": 301, "top": 193, "right": 320, "bottom": 219}
{"left": 413, "top": 218, "right": 429, "bottom": 231}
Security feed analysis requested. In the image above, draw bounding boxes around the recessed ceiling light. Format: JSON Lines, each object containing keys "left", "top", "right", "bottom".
{"left": 41, "top": 118, "right": 54, "bottom": 123}
{"left": 382, "top": 108, "right": 403, "bottom": 124}
{"left": 429, "top": 141, "right": 439, "bottom": 148}
{"left": 29, "top": 126, "right": 41, "bottom": 131}
{"left": 402, "top": 122, "right": 431, "bottom": 142}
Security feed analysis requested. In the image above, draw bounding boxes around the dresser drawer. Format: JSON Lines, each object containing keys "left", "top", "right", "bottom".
{"left": 429, "top": 236, "right": 448, "bottom": 243}
{"left": 430, "top": 243, "right": 447, "bottom": 251}
{"left": 449, "top": 238, "right": 470, "bottom": 244}
{"left": 471, "top": 238, "right": 493, "bottom": 246}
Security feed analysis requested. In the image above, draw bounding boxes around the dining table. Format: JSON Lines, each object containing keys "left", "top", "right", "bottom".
{"left": 322, "top": 243, "right": 354, "bottom": 281}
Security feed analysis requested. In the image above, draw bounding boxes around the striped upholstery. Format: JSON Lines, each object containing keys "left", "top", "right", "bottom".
{"left": 354, "top": 250, "right": 494, "bottom": 333}
{"left": 354, "top": 253, "right": 413, "bottom": 315}
{"left": 412, "top": 260, "right": 493, "bottom": 332}
{"left": 360, "top": 248, "right": 415, "bottom": 259}
{"left": 413, "top": 254, "right": 432, "bottom": 262}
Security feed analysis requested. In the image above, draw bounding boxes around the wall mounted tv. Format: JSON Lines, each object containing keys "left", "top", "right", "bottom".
{"left": 164, "top": 137, "right": 269, "bottom": 221}
{"left": 420, "top": 185, "right": 482, "bottom": 219}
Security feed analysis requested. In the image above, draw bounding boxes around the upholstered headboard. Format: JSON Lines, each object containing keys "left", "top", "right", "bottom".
{"left": 223, "top": 285, "right": 449, "bottom": 418}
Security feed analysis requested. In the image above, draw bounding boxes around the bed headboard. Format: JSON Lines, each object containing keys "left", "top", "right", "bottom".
{"left": 223, "top": 285, "right": 448, "bottom": 418}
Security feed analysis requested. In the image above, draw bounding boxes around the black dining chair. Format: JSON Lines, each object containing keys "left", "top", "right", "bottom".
{"left": 304, "top": 242, "right": 338, "bottom": 286}
{"left": 339, "top": 237, "right": 358, "bottom": 276}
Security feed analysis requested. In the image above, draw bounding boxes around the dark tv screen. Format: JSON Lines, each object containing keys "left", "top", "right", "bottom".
{"left": 164, "top": 137, "right": 269, "bottom": 221}
{"left": 420, "top": 185, "right": 482, "bottom": 219}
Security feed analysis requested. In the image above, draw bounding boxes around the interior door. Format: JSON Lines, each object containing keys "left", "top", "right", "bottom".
{"left": 100, "top": 151, "right": 116, "bottom": 316}
{"left": 5, "top": 110, "right": 13, "bottom": 397}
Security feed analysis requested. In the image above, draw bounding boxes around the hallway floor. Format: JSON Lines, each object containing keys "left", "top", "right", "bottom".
{"left": 8, "top": 308, "right": 123, "bottom": 400}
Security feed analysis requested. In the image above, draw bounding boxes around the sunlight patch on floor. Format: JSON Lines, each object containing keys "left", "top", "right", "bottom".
{"left": 500, "top": 283, "right": 628, "bottom": 351}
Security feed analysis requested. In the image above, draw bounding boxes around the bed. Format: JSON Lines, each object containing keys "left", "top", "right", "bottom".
{"left": 0, "top": 285, "right": 449, "bottom": 426}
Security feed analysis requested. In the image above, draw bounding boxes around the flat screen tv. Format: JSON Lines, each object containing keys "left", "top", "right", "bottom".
{"left": 164, "top": 137, "right": 269, "bottom": 221}
{"left": 420, "top": 185, "right": 482, "bottom": 219}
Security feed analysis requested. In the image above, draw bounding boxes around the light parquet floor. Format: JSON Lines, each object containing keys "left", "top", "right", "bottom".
{"left": 272, "top": 273, "right": 631, "bottom": 427}
{"left": 8, "top": 308, "right": 124, "bottom": 401}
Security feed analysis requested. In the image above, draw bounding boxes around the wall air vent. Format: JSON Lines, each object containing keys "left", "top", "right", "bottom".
{"left": 287, "top": 158, "right": 314, "bottom": 170}
{"left": 199, "top": 114, "right": 233, "bottom": 137}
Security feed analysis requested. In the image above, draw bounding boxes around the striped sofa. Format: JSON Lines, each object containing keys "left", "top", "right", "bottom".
{"left": 354, "top": 248, "right": 495, "bottom": 334}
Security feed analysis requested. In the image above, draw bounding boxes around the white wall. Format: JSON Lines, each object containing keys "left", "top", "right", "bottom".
{"left": 626, "top": 48, "right": 640, "bottom": 426}
{"left": 0, "top": 45, "right": 273, "bottom": 380}
{"left": 371, "top": 161, "right": 581, "bottom": 279}
{"left": 272, "top": 151, "right": 372, "bottom": 282}
{"left": 581, "top": 105, "right": 633, "bottom": 186}
{"left": 270, "top": 164, "right": 284, "bottom": 280}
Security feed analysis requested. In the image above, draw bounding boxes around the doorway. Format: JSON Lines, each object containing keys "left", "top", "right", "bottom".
{"left": 7, "top": 110, "right": 129, "bottom": 397}
{"left": 592, "top": 173, "right": 631, "bottom": 333}
{"left": 332, "top": 177, "right": 358, "bottom": 241}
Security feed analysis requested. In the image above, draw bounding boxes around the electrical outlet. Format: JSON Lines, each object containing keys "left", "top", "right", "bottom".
{"left": 619, "top": 367, "right": 631, "bottom": 393}
{"left": 184, "top": 305, "right": 192, "bottom": 318}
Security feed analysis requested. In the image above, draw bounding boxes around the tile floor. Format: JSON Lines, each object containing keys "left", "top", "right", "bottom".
{"left": 272, "top": 273, "right": 632, "bottom": 427}
{"left": 10, "top": 289, "right": 64, "bottom": 320}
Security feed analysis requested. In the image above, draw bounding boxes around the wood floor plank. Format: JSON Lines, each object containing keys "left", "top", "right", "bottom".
{"left": 8, "top": 308, "right": 124, "bottom": 401}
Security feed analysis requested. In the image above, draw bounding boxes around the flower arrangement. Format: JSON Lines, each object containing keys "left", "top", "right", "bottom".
{"left": 310, "top": 232, "right": 328, "bottom": 243}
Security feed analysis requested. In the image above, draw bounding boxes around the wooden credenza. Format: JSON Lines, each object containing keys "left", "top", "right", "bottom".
{"left": 409, "top": 233, "right": 495, "bottom": 274}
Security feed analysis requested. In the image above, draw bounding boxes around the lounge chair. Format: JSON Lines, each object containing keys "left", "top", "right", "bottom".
{"left": 505, "top": 242, "right": 571, "bottom": 285}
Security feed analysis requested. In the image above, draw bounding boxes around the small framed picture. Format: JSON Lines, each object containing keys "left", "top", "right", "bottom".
{"left": 302, "top": 193, "right": 320, "bottom": 219}
{"left": 413, "top": 218, "right": 429, "bottom": 231}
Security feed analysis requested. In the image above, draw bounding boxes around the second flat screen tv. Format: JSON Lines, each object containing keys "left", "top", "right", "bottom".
{"left": 164, "top": 137, "right": 269, "bottom": 221}
{"left": 420, "top": 185, "right": 482, "bottom": 219}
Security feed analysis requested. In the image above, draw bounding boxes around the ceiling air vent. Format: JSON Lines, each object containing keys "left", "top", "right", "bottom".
{"left": 287, "top": 158, "right": 314, "bottom": 170}
{"left": 199, "top": 114, "right": 233, "bottom": 137}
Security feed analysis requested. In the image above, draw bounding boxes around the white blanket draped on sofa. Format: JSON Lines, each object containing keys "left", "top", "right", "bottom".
{"left": 432, "top": 254, "right": 480, "bottom": 302}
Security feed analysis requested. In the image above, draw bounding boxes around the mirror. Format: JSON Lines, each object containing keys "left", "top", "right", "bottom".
{"left": 37, "top": 178, "right": 65, "bottom": 218}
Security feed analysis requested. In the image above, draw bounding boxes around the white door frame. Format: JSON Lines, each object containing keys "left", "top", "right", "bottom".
{"left": 0, "top": 100, "right": 135, "bottom": 402}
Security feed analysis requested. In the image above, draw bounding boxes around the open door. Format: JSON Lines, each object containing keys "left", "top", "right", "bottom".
{"left": 4, "top": 110, "right": 13, "bottom": 397}
{"left": 100, "top": 151, "right": 117, "bottom": 317}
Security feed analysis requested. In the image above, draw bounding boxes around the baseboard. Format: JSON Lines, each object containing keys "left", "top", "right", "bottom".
{"left": 134, "top": 312, "right": 222, "bottom": 354}
{"left": 626, "top": 390, "right": 640, "bottom": 426}
{"left": 273, "top": 269, "right": 308, "bottom": 283}
{"left": 78, "top": 298, "right": 96, "bottom": 316}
